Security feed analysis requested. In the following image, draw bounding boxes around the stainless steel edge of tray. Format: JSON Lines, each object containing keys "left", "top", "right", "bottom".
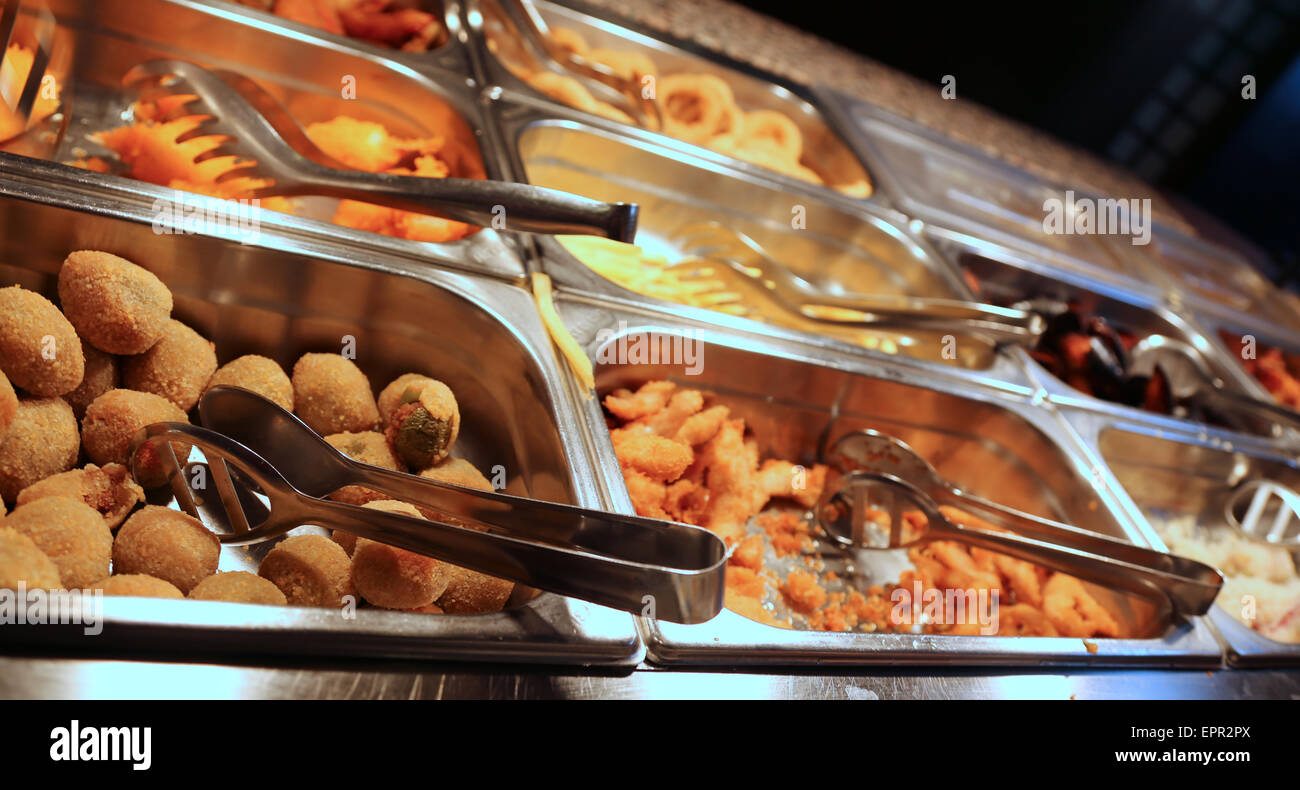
{"left": 1194, "top": 307, "right": 1300, "bottom": 423}
{"left": 458, "top": 0, "right": 891, "bottom": 214}
{"left": 191, "top": 0, "right": 480, "bottom": 77}
{"left": 7, "top": 0, "right": 530, "bottom": 282}
{"left": 925, "top": 225, "right": 1300, "bottom": 452}
{"left": 490, "top": 111, "right": 1041, "bottom": 393}
{"left": 550, "top": 290, "right": 1224, "bottom": 667}
{"left": 0, "top": 165, "right": 645, "bottom": 667}
{"left": 816, "top": 87, "right": 1174, "bottom": 301}
{"left": 1056, "top": 407, "right": 1300, "bottom": 666}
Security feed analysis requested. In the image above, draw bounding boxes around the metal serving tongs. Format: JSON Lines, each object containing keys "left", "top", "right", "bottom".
{"left": 670, "top": 222, "right": 1047, "bottom": 348}
{"left": 498, "top": 0, "right": 660, "bottom": 130}
{"left": 121, "top": 59, "right": 639, "bottom": 242}
{"left": 126, "top": 387, "right": 726, "bottom": 623}
{"left": 0, "top": 0, "right": 56, "bottom": 141}
{"left": 1129, "top": 334, "right": 1300, "bottom": 438}
{"left": 817, "top": 429, "right": 1223, "bottom": 615}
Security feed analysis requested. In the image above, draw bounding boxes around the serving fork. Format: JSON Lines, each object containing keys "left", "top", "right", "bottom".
{"left": 122, "top": 58, "right": 639, "bottom": 241}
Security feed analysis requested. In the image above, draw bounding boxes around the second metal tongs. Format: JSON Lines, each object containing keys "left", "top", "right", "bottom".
{"left": 127, "top": 387, "right": 725, "bottom": 623}
{"left": 671, "top": 222, "right": 1047, "bottom": 348}
{"left": 817, "top": 430, "right": 1223, "bottom": 615}
{"left": 121, "top": 59, "right": 639, "bottom": 241}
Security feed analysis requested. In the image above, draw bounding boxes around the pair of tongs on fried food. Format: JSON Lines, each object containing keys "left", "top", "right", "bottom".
{"left": 498, "top": 0, "right": 659, "bottom": 129}
{"left": 129, "top": 387, "right": 725, "bottom": 623}
{"left": 669, "top": 222, "right": 1047, "bottom": 348}
{"left": 122, "top": 59, "right": 638, "bottom": 242}
{"left": 0, "top": 0, "right": 55, "bottom": 141}
{"left": 817, "top": 430, "right": 1224, "bottom": 616}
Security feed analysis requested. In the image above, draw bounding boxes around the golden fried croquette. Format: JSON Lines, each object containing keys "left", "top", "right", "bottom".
{"left": 95, "top": 573, "right": 183, "bottom": 599}
{"left": 81, "top": 389, "right": 188, "bottom": 486}
{"left": 112, "top": 505, "right": 219, "bottom": 593}
{"left": 3, "top": 498, "right": 113, "bottom": 588}
{"left": 0, "top": 397, "right": 80, "bottom": 504}
{"left": 63, "top": 340, "right": 119, "bottom": 420}
{"left": 437, "top": 564, "right": 514, "bottom": 614}
{"left": 382, "top": 377, "right": 459, "bottom": 469}
{"left": 324, "top": 430, "right": 402, "bottom": 506}
{"left": 258, "top": 534, "right": 353, "bottom": 607}
{"left": 350, "top": 499, "right": 450, "bottom": 609}
{"left": 291, "top": 353, "right": 379, "bottom": 435}
{"left": 609, "top": 428, "right": 692, "bottom": 481}
{"left": 419, "top": 457, "right": 493, "bottom": 491}
{"left": 189, "top": 571, "right": 287, "bottom": 605}
{"left": 57, "top": 250, "right": 173, "bottom": 355}
{"left": 0, "top": 369, "right": 16, "bottom": 437}
{"left": 204, "top": 354, "right": 294, "bottom": 411}
{"left": 376, "top": 373, "right": 434, "bottom": 424}
{"left": 0, "top": 527, "right": 61, "bottom": 591}
{"left": 405, "top": 602, "right": 444, "bottom": 614}
{"left": 0, "top": 286, "right": 85, "bottom": 397}
{"left": 331, "top": 529, "right": 358, "bottom": 556}
{"left": 16, "top": 463, "right": 144, "bottom": 530}
{"left": 121, "top": 319, "right": 217, "bottom": 411}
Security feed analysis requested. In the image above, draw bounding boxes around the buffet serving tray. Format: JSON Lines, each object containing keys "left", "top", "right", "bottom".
{"left": 494, "top": 113, "right": 1040, "bottom": 390}
{"left": 4, "top": 0, "right": 527, "bottom": 281}
{"left": 1061, "top": 410, "right": 1300, "bottom": 666}
{"left": 551, "top": 291, "right": 1223, "bottom": 666}
{"left": 0, "top": 161, "right": 643, "bottom": 666}
{"left": 818, "top": 88, "right": 1167, "bottom": 299}
{"left": 462, "top": 0, "right": 885, "bottom": 211}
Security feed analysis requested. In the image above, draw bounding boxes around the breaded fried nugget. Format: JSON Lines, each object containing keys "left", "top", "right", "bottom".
{"left": 81, "top": 389, "right": 189, "bottom": 487}
{"left": 757, "top": 459, "right": 828, "bottom": 508}
{"left": 673, "top": 404, "right": 729, "bottom": 446}
{"left": 0, "top": 286, "right": 84, "bottom": 396}
{"left": 437, "top": 563, "right": 514, "bottom": 614}
{"left": 291, "top": 353, "right": 380, "bottom": 435}
{"left": 4, "top": 498, "right": 113, "bottom": 588}
{"left": 16, "top": 463, "right": 144, "bottom": 530}
{"left": 0, "top": 369, "right": 17, "bottom": 437}
{"left": 622, "top": 468, "right": 669, "bottom": 519}
{"left": 693, "top": 418, "right": 766, "bottom": 538}
{"left": 204, "top": 354, "right": 294, "bottom": 412}
{"left": 350, "top": 500, "right": 450, "bottom": 609}
{"left": 325, "top": 430, "right": 402, "bottom": 507}
{"left": 258, "top": 534, "right": 353, "bottom": 607}
{"left": 113, "top": 505, "right": 220, "bottom": 594}
{"left": 122, "top": 319, "right": 217, "bottom": 411}
{"left": 629, "top": 389, "right": 703, "bottom": 437}
{"left": 609, "top": 429, "right": 693, "bottom": 482}
{"left": 95, "top": 573, "right": 183, "bottom": 599}
{"left": 603, "top": 380, "right": 676, "bottom": 421}
{"left": 0, "top": 527, "right": 61, "bottom": 591}
{"left": 57, "top": 251, "right": 173, "bottom": 355}
{"left": 63, "top": 340, "right": 118, "bottom": 420}
{"left": 1042, "top": 573, "right": 1123, "bottom": 638}
{"left": 189, "top": 571, "right": 287, "bottom": 605}
{"left": 418, "top": 457, "right": 492, "bottom": 490}
{"left": 0, "top": 397, "right": 80, "bottom": 504}
{"left": 380, "top": 376, "right": 459, "bottom": 469}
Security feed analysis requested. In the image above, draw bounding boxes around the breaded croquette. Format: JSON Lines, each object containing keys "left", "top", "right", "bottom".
{"left": 4, "top": 498, "right": 113, "bottom": 588}
{"left": 81, "top": 389, "right": 188, "bottom": 486}
{"left": 0, "top": 369, "right": 16, "bottom": 437}
{"left": 258, "top": 534, "right": 353, "bottom": 607}
{"left": 121, "top": 319, "right": 217, "bottom": 411}
{"left": 0, "top": 397, "right": 80, "bottom": 504}
{"left": 203, "top": 354, "right": 294, "bottom": 412}
{"left": 324, "top": 430, "right": 402, "bottom": 507}
{"left": 189, "top": 571, "right": 288, "bottom": 605}
{"left": 16, "top": 463, "right": 144, "bottom": 530}
{"left": 291, "top": 353, "right": 380, "bottom": 435}
{"left": 112, "top": 505, "right": 220, "bottom": 594}
{"left": 57, "top": 250, "right": 173, "bottom": 355}
{"left": 63, "top": 340, "right": 119, "bottom": 420}
{"left": 382, "top": 377, "right": 459, "bottom": 469}
{"left": 350, "top": 499, "right": 450, "bottom": 609}
{"left": 0, "top": 527, "right": 62, "bottom": 591}
{"left": 0, "top": 286, "right": 85, "bottom": 397}
{"left": 95, "top": 573, "right": 184, "bottom": 599}
{"left": 418, "top": 457, "right": 493, "bottom": 491}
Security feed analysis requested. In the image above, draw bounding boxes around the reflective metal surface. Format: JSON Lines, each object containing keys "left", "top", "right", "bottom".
{"left": 466, "top": 0, "right": 881, "bottom": 207}
{"left": 0, "top": 165, "right": 642, "bottom": 665}
{"left": 4, "top": 0, "right": 529, "bottom": 280}
{"left": 553, "top": 291, "right": 1223, "bottom": 666}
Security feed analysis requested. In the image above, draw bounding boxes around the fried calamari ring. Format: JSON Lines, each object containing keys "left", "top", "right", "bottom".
{"left": 739, "top": 109, "right": 803, "bottom": 161}
{"left": 656, "top": 73, "right": 736, "bottom": 144}
{"left": 587, "top": 47, "right": 657, "bottom": 85}
{"left": 548, "top": 26, "right": 589, "bottom": 57}
{"left": 526, "top": 71, "right": 634, "bottom": 125}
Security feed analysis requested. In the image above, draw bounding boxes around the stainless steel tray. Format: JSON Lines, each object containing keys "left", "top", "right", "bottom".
{"left": 493, "top": 114, "right": 1040, "bottom": 391}
{"left": 462, "top": 0, "right": 886, "bottom": 211}
{"left": 1061, "top": 410, "right": 1300, "bottom": 666}
{"left": 925, "top": 226, "right": 1295, "bottom": 446}
{"left": 0, "top": 160, "right": 643, "bottom": 666}
{"left": 4, "top": 0, "right": 528, "bottom": 282}
{"left": 551, "top": 291, "right": 1223, "bottom": 666}
{"left": 1195, "top": 308, "right": 1300, "bottom": 420}
{"left": 818, "top": 88, "right": 1166, "bottom": 298}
